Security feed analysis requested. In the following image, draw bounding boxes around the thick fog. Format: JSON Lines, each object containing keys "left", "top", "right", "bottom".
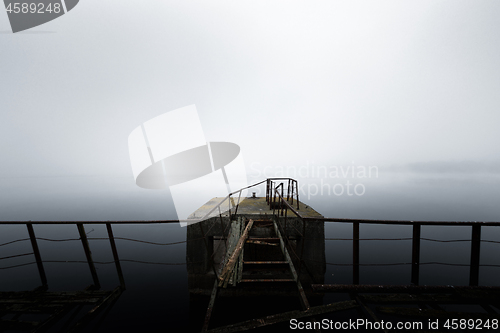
{"left": 1, "top": 1, "right": 499, "bottom": 221}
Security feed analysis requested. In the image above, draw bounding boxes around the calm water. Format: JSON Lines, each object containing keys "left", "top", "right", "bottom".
{"left": 1, "top": 173, "right": 500, "bottom": 331}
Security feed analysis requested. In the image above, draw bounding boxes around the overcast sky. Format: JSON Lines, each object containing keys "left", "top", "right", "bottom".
{"left": 1, "top": 1, "right": 499, "bottom": 221}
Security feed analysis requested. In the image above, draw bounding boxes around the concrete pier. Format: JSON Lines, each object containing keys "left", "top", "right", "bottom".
{"left": 186, "top": 197, "right": 325, "bottom": 297}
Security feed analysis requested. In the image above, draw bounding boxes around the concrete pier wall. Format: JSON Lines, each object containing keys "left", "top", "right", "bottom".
{"left": 186, "top": 215, "right": 325, "bottom": 295}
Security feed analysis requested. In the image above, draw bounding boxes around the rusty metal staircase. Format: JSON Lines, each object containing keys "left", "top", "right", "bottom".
{"left": 202, "top": 216, "right": 310, "bottom": 332}
{"left": 241, "top": 218, "right": 293, "bottom": 284}
{"left": 198, "top": 179, "right": 316, "bottom": 332}
{"left": 217, "top": 218, "right": 293, "bottom": 286}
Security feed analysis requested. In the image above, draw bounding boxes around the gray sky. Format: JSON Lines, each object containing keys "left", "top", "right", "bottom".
{"left": 1, "top": 1, "right": 499, "bottom": 221}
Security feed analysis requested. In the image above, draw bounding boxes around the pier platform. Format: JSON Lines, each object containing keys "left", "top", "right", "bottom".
{"left": 188, "top": 197, "right": 323, "bottom": 220}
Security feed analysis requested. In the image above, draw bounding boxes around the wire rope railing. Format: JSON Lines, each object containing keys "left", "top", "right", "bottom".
{"left": 2, "top": 178, "right": 500, "bottom": 290}
{"left": 266, "top": 179, "right": 500, "bottom": 287}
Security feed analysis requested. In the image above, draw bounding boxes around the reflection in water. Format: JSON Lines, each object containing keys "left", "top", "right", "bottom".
{"left": 0, "top": 223, "right": 190, "bottom": 332}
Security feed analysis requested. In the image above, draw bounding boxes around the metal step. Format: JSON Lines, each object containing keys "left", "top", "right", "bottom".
{"left": 247, "top": 237, "right": 279, "bottom": 241}
{"left": 243, "top": 261, "right": 288, "bottom": 265}
{"left": 246, "top": 239, "right": 279, "bottom": 246}
{"left": 240, "top": 279, "right": 295, "bottom": 283}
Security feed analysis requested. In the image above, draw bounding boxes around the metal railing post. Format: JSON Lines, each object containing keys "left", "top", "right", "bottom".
{"left": 287, "top": 179, "right": 291, "bottom": 201}
{"left": 77, "top": 223, "right": 101, "bottom": 289}
{"left": 26, "top": 223, "right": 48, "bottom": 288}
{"left": 284, "top": 203, "right": 288, "bottom": 240}
{"left": 267, "top": 179, "right": 271, "bottom": 203}
{"left": 295, "top": 181, "right": 300, "bottom": 210}
{"left": 470, "top": 225, "right": 481, "bottom": 286}
{"left": 281, "top": 185, "right": 284, "bottom": 216}
{"left": 233, "top": 190, "right": 242, "bottom": 217}
{"left": 273, "top": 184, "right": 277, "bottom": 216}
{"left": 411, "top": 223, "right": 421, "bottom": 285}
{"left": 106, "top": 223, "right": 126, "bottom": 289}
{"left": 353, "top": 222, "right": 360, "bottom": 285}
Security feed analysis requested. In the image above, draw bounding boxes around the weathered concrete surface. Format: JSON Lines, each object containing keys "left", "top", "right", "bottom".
{"left": 188, "top": 197, "right": 323, "bottom": 220}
